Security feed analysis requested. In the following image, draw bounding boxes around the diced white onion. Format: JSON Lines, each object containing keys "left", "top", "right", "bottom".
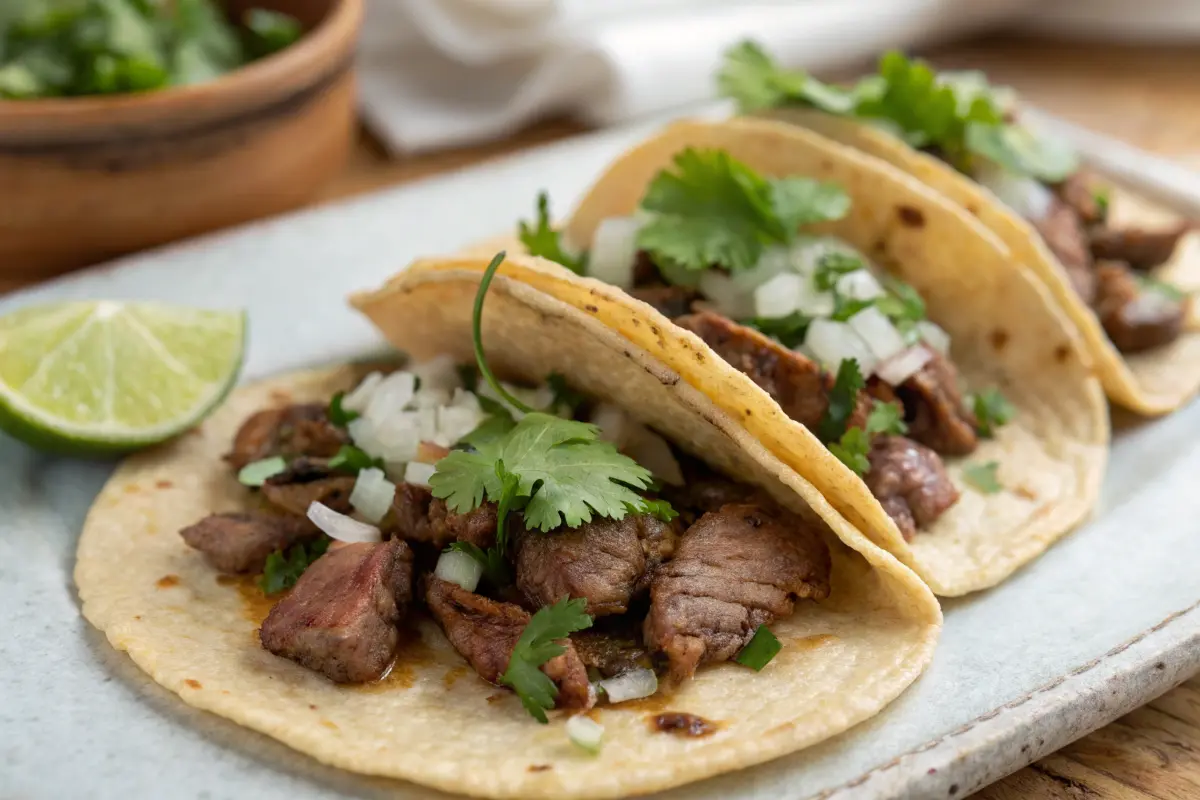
{"left": 730, "top": 245, "right": 792, "bottom": 293}
{"left": 566, "top": 715, "right": 604, "bottom": 754}
{"left": 306, "top": 502, "right": 382, "bottom": 543}
{"left": 364, "top": 371, "right": 416, "bottom": 423}
{"left": 590, "top": 403, "right": 632, "bottom": 448}
{"left": 917, "top": 320, "right": 951, "bottom": 355}
{"left": 349, "top": 467, "right": 395, "bottom": 524}
{"left": 623, "top": 428, "right": 684, "bottom": 487}
{"left": 598, "top": 668, "right": 658, "bottom": 703}
{"left": 412, "top": 386, "right": 453, "bottom": 409}
{"left": 793, "top": 274, "right": 835, "bottom": 317}
{"left": 836, "top": 270, "right": 885, "bottom": 302}
{"left": 848, "top": 306, "right": 907, "bottom": 361}
{"left": 975, "top": 161, "right": 1055, "bottom": 221}
{"left": 403, "top": 462, "right": 437, "bottom": 487}
{"left": 876, "top": 345, "right": 934, "bottom": 385}
{"left": 804, "top": 319, "right": 878, "bottom": 376}
{"left": 698, "top": 270, "right": 756, "bottom": 319}
{"left": 411, "top": 355, "right": 462, "bottom": 394}
{"left": 590, "top": 217, "right": 642, "bottom": 289}
{"left": 789, "top": 236, "right": 860, "bottom": 276}
{"left": 753, "top": 272, "right": 803, "bottom": 319}
{"left": 341, "top": 371, "right": 383, "bottom": 413}
{"left": 434, "top": 549, "right": 483, "bottom": 592}
{"left": 437, "top": 405, "right": 484, "bottom": 445}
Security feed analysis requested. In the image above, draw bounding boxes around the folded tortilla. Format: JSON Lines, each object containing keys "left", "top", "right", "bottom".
{"left": 75, "top": 269, "right": 940, "bottom": 800}
{"left": 759, "top": 108, "right": 1200, "bottom": 415}
{"left": 423, "top": 118, "right": 1110, "bottom": 596}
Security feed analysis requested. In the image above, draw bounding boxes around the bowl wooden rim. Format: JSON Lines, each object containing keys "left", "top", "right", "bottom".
{"left": 0, "top": 0, "right": 364, "bottom": 136}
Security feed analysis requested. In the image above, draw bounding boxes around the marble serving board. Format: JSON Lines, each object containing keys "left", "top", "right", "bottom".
{"left": 3, "top": 111, "right": 1199, "bottom": 800}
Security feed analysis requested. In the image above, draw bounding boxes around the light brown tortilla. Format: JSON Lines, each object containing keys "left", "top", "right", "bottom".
{"left": 76, "top": 271, "right": 940, "bottom": 800}
{"left": 414, "top": 118, "right": 1110, "bottom": 596}
{"left": 760, "top": 107, "right": 1200, "bottom": 415}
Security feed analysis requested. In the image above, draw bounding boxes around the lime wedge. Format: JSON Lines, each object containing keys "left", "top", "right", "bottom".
{"left": 0, "top": 301, "right": 246, "bottom": 455}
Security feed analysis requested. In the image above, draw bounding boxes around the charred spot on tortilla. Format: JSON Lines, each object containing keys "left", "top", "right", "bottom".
{"left": 156, "top": 480, "right": 174, "bottom": 489}
{"left": 585, "top": 304, "right": 599, "bottom": 313}
{"left": 156, "top": 575, "right": 180, "bottom": 589}
{"left": 989, "top": 329, "right": 1009, "bottom": 351}
{"left": 652, "top": 713, "right": 718, "bottom": 737}
{"left": 528, "top": 764, "right": 553, "bottom": 773}
{"left": 1054, "top": 344, "right": 1071, "bottom": 363}
{"left": 966, "top": 203, "right": 980, "bottom": 215}
{"left": 896, "top": 205, "right": 925, "bottom": 228}
{"left": 184, "top": 679, "right": 202, "bottom": 689}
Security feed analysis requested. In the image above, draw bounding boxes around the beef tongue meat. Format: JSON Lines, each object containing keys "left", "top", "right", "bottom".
{"left": 513, "top": 513, "right": 680, "bottom": 617}
{"left": 895, "top": 346, "right": 978, "bottom": 456}
{"left": 1032, "top": 197, "right": 1097, "bottom": 305}
{"left": 864, "top": 435, "right": 960, "bottom": 541}
{"left": 386, "top": 483, "right": 498, "bottom": 549}
{"left": 261, "top": 475, "right": 356, "bottom": 517}
{"left": 1094, "top": 260, "right": 1189, "bottom": 353}
{"left": 425, "top": 577, "right": 593, "bottom": 710}
{"left": 1090, "top": 223, "right": 1191, "bottom": 272}
{"left": 180, "top": 512, "right": 318, "bottom": 574}
{"left": 226, "top": 403, "right": 347, "bottom": 470}
{"left": 644, "top": 503, "right": 831, "bottom": 682}
{"left": 676, "top": 310, "right": 871, "bottom": 432}
{"left": 260, "top": 539, "right": 414, "bottom": 683}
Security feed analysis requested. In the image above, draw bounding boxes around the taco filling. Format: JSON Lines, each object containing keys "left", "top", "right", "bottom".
{"left": 518, "top": 150, "right": 1013, "bottom": 540}
{"left": 177, "top": 256, "right": 833, "bottom": 740}
{"left": 718, "top": 44, "right": 1193, "bottom": 356}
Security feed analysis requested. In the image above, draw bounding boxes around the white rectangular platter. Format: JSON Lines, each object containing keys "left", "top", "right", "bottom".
{"left": 3, "top": 112, "right": 1199, "bottom": 800}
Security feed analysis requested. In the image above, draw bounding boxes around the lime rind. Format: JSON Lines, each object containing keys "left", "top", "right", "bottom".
{"left": 0, "top": 301, "right": 247, "bottom": 455}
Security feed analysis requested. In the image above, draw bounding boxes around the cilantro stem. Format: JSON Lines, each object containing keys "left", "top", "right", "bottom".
{"left": 473, "top": 251, "right": 537, "bottom": 415}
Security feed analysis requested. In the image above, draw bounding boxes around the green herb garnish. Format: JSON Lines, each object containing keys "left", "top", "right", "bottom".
{"left": 327, "top": 392, "right": 359, "bottom": 426}
{"left": 828, "top": 400, "right": 907, "bottom": 476}
{"left": 866, "top": 401, "right": 908, "bottom": 436}
{"left": 972, "top": 388, "right": 1014, "bottom": 438}
{"left": 813, "top": 252, "right": 864, "bottom": 292}
{"left": 875, "top": 276, "right": 927, "bottom": 324}
{"left": 1092, "top": 187, "right": 1110, "bottom": 220}
{"left": 963, "top": 461, "right": 1002, "bottom": 494}
{"left": 237, "top": 456, "right": 287, "bottom": 487}
{"left": 500, "top": 597, "right": 594, "bottom": 723}
{"left": 636, "top": 148, "right": 849, "bottom": 273}
{"left": 733, "top": 625, "right": 782, "bottom": 670}
{"left": 519, "top": 192, "right": 588, "bottom": 275}
{"left": 0, "top": 0, "right": 303, "bottom": 100}
{"left": 327, "top": 444, "right": 383, "bottom": 474}
{"left": 817, "top": 359, "right": 865, "bottom": 443}
{"left": 742, "top": 311, "right": 813, "bottom": 348}
{"left": 258, "top": 536, "right": 331, "bottom": 595}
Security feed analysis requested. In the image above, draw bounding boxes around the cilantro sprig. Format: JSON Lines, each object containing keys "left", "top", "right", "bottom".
{"left": 327, "top": 391, "right": 359, "bottom": 425}
{"left": 828, "top": 399, "right": 908, "bottom": 475}
{"left": 500, "top": 597, "right": 593, "bottom": 723}
{"left": 718, "top": 42, "right": 1078, "bottom": 182}
{"left": 258, "top": 536, "right": 331, "bottom": 595}
{"left": 972, "top": 388, "right": 1014, "bottom": 438}
{"left": 963, "top": 461, "right": 1002, "bottom": 494}
{"left": 742, "top": 311, "right": 812, "bottom": 349}
{"left": 519, "top": 192, "right": 588, "bottom": 275}
{"left": 636, "top": 148, "right": 849, "bottom": 273}
{"left": 817, "top": 359, "right": 865, "bottom": 443}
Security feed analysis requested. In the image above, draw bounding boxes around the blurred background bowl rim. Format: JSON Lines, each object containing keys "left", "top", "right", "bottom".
{"left": 0, "top": 0, "right": 363, "bottom": 128}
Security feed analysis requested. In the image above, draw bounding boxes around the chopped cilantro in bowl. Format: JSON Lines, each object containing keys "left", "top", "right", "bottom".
{"left": 0, "top": 0, "right": 304, "bottom": 100}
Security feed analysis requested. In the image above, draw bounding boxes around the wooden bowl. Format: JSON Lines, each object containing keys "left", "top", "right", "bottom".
{"left": 0, "top": 0, "right": 363, "bottom": 284}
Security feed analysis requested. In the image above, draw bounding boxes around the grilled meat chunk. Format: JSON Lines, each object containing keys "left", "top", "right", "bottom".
{"left": 572, "top": 629, "right": 651, "bottom": 679}
{"left": 1090, "top": 223, "right": 1191, "bottom": 271}
{"left": 895, "top": 346, "right": 979, "bottom": 456}
{"left": 227, "top": 403, "right": 347, "bottom": 470}
{"left": 260, "top": 539, "right": 414, "bottom": 683}
{"left": 180, "top": 512, "right": 318, "bottom": 574}
{"left": 644, "top": 503, "right": 831, "bottom": 682}
{"left": 261, "top": 476, "right": 356, "bottom": 517}
{"left": 864, "top": 435, "right": 960, "bottom": 540}
{"left": 425, "top": 577, "right": 592, "bottom": 710}
{"left": 1054, "top": 171, "right": 1107, "bottom": 226}
{"left": 1032, "top": 198, "right": 1096, "bottom": 304}
{"left": 514, "top": 514, "right": 680, "bottom": 617}
{"left": 677, "top": 310, "right": 871, "bottom": 432}
{"left": 1093, "top": 260, "right": 1188, "bottom": 353}
{"left": 386, "top": 482, "right": 498, "bottom": 549}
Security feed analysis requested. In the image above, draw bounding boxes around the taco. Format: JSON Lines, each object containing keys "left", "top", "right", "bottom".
{"left": 719, "top": 43, "right": 1200, "bottom": 415}
{"left": 424, "top": 117, "right": 1108, "bottom": 596}
{"left": 75, "top": 256, "right": 939, "bottom": 800}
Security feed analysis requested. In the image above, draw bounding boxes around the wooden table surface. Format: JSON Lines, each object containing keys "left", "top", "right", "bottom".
{"left": 10, "top": 33, "right": 1200, "bottom": 800}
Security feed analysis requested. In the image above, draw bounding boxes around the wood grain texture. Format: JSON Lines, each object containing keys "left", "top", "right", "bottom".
{"left": 4, "top": 32, "right": 1200, "bottom": 799}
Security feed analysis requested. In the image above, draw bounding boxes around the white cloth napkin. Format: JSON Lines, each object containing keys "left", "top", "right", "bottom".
{"left": 357, "top": 0, "right": 1035, "bottom": 155}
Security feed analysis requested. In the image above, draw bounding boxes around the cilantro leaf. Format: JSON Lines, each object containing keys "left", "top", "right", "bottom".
{"left": 717, "top": 40, "right": 858, "bottom": 114}
{"left": 1092, "top": 187, "right": 1110, "bottom": 220}
{"left": 963, "top": 461, "right": 1002, "bottom": 494}
{"left": 734, "top": 625, "right": 782, "bottom": 670}
{"left": 964, "top": 122, "right": 1078, "bottom": 183}
{"left": 546, "top": 372, "right": 585, "bottom": 415}
{"left": 519, "top": 192, "right": 588, "bottom": 275}
{"left": 447, "top": 541, "right": 510, "bottom": 588}
{"left": 258, "top": 536, "right": 331, "bottom": 595}
{"left": 627, "top": 497, "right": 679, "bottom": 523}
{"left": 327, "top": 391, "right": 359, "bottom": 425}
{"left": 830, "top": 295, "right": 874, "bottom": 323}
{"left": 866, "top": 401, "right": 908, "bottom": 436}
{"left": 459, "top": 409, "right": 517, "bottom": 450}
{"left": 327, "top": 444, "right": 383, "bottom": 474}
{"left": 238, "top": 456, "right": 287, "bottom": 487}
{"left": 742, "top": 312, "right": 812, "bottom": 348}
{"left": 500, "top": 597, "right": 593, "bottom": 723}
{"left": 972, "top": 388, "right": 1014, "bottom": 438}
{"left": 813, "top": 252, "right": 864, "bottom": 292}
{"left": 636, "top": 148, "right": 848, "bottom": 273}
{"left": 829, "top": 427, "right": 871, "bottom": 475}
{"left": 875, "top": 276, "right": 927, "bottom": 324}
{"left": 817, "top": 359, "right": 865, "bottom": 443}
